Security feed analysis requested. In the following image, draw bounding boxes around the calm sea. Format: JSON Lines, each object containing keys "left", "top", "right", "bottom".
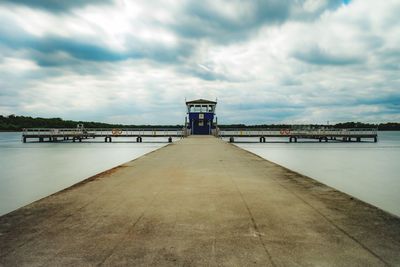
{"left": 234, "top": 131, "right": 400, "bottom": 217}
{"left": 1, "top": 132, "right": 399, "bottom": 217}
{"left": 0, "top": 132, "right": 170, "bottom": 216}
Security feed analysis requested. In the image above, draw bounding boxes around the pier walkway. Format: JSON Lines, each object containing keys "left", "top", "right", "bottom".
{"left": 21, "top": 127, "right": 378, "bottom": 143}
{"left": 1, "top": 136, "right": 399, "bottom": 266}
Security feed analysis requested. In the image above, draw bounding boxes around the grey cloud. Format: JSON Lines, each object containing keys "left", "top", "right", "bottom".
{"left": 0, "top": 0, "right": 346, "bottom": 70}
{"left": 0, "top": 0, "right": 113, "bottom": 12}
{"left": 170, "top": 0, "right": 344, "bottom": 43}
{"left": 220, "top": 105, "right": 303, "bottom": 124}
{"left": 293, "top": 46, "right": 364, "bottom": 65}
{"left": 376, "top": 48, "right": 400, "bottom": 70}
{"left": 226, "top": 101, "right": 306, "bottom": 111}
{"left": 1, "top": 0, "right": 399, "bottom": 124}
{"left": 280, "top": 77, "right": 302, "bottom": 86}
{"left": 173, "top": 1, "right": 289, "bottom": 39}
{"left": 0, "top": 21, "right": 194, "bottom": 68}
{"left": 178, "top": 63, "right": 231, "bottom": 82}
{"left": 32, "top": 37, "right": 126, "bottom": 62}
{"left": 353, "top": 94, "right": 400, "bottom": 110}
{"left": 290, "top": 0, "right": 345, "bottom": 21}
{"left": 0, "top": 29, "right": 127, "bottom": 65}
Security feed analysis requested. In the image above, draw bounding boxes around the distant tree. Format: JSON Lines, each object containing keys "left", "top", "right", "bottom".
{"left": 1, "top": 114, "right": 399, "bottom": 131}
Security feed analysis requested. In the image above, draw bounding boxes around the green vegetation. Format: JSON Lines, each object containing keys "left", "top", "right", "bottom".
{"left": 0, "top": 115, "right": 183, "bottom": 131}
{"left": 1, "top": 115, "right": 400, "bottom": 131}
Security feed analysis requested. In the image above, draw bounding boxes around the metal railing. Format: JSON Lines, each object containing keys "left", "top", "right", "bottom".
{"left": 22, "top": 128, "right": 186, "bottom": 137}
{"left": 218, "top": 128, "right": 377, "bottom": 137}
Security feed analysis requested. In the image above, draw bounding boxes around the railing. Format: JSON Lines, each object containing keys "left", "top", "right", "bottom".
{"left": 218, "top": 128, "right": 378, "bottom": 137}
{"left": 22, "top": 127, "right": 378, "bottom": 138}
{"left": 22, "top": 128, "right": 185, "bottom": 137}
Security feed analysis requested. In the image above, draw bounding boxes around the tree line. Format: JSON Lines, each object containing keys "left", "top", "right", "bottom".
{"left": 0, "top": 115, "right": 183, "bottom": 131}
{"left": 1, "top": 115, "right": 400, "bottom": 131}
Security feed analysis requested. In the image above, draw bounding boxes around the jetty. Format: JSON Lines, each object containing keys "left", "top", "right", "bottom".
{"left": 21, "top": 99, "right": 378, "bottom": 143}
{"left": 21, "top": 127, "right": 378, "bottom": 143}
{"left": 1, "top": 136, "right": 399, "bottom": 266}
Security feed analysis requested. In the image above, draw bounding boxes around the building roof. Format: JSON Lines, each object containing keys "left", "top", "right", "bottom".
{"left": 186, "top": 99, "right": 217, "bottom": 105}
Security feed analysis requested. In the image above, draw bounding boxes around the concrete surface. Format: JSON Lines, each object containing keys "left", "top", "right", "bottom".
{"left": 1, "top": 136, "right": 399, "bottom": 266}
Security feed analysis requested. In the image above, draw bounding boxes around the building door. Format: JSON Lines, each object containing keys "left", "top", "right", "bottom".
{"left": 193, "top": 120, "right": 210, "bottom": 135}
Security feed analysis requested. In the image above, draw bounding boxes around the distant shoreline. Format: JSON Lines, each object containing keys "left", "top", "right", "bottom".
{"left": 2, "top": 115, "right": 400, "bottom": 131}
{"left": 2, "top": 130, "right": 400, "bottom": 133}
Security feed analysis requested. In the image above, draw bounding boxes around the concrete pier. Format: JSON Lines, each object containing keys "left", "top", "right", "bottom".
{"left": 1, "top": 136, "right": 399, "bottom": 266}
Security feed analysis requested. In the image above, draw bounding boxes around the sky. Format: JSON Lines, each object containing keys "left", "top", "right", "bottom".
{"left": 0, "top": 0, "right": 399, "bottom": 125}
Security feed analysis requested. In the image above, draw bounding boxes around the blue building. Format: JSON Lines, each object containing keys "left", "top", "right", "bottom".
{"left": 186, "top": 99, "right": 217, "bottom": 135}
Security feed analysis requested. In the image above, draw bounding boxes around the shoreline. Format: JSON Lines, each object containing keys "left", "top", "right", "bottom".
{"left": 2, "top": 129, "right": 400, "bottom": 133}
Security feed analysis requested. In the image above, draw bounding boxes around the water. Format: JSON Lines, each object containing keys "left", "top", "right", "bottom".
{"left": 0, "top": 132, "right": 172, "bottom": 216}
{"left": 234, "top": 131, "right": 400, "bottom": 217}
{"left": 1, "top": 132, "right": 400, "bottom": 218}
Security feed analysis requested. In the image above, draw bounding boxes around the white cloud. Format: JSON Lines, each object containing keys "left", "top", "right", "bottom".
{"left": 0, "top": 0, "right": 399, "bottom": 124}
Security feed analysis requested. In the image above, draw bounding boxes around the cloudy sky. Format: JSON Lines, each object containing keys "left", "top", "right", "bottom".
{"left": 0, "top": 0, "right": 399, "bottom": 124}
